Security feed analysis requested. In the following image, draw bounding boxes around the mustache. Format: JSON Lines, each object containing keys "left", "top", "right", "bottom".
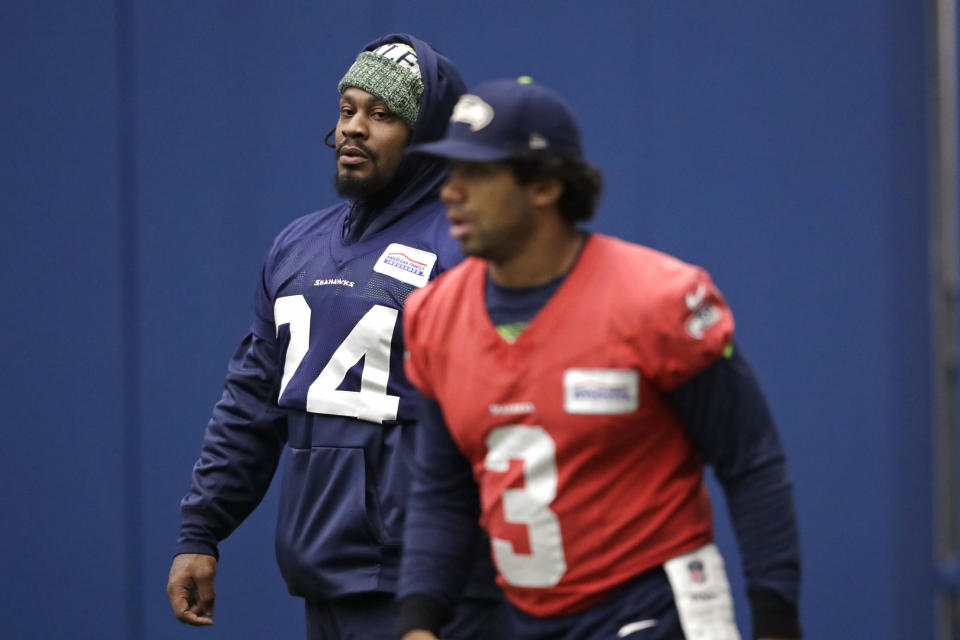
{"left": 336, "top": 140, "right": 379, "bottom": 162}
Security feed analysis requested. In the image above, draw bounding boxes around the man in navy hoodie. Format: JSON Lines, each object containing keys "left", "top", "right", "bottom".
{"left": 166, "top": 34, "right": 500, "bottom": 640}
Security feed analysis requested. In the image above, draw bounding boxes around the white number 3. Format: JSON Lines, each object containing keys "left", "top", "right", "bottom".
{"left": 274, "top": 295, "right": 400, "bottom": 424}
{"left": 485, "top": 425, "right": 568, "bottom": 587}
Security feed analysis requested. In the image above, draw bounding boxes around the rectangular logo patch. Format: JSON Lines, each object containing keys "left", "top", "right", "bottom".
{"left": 563, "top": 368, "right": 639, "bottom": 414}
{"left": 373, "top": 243, "right": 437, "bottom": 288}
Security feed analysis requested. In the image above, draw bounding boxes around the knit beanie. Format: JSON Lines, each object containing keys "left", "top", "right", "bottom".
{"left": 338, "top": 42, "right": 424, "bottom": 128}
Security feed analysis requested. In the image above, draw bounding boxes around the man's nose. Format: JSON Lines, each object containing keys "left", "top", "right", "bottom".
{"left": 340, "top": 113, "right": 368, "bottom": 138}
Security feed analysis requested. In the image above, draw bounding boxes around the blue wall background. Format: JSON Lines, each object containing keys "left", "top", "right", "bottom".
{"left": 0, "top": 1, "right": 945, "bottom": 638}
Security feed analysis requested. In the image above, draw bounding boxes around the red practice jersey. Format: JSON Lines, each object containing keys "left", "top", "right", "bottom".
{"left": 403, "top": 233, "right": 735, "bottom": 617}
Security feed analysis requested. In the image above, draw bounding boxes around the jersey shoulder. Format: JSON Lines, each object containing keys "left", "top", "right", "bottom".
{"left": 588, "top": 234, "right": 735, "bottom": 389}
{"left": 403, "top": 257, "right": 484, "bottom": 399}
{"left": 273, "top": 203, "right": 347, "bottom": 251}
{"left": 591, "top": 234, "right": 707, "bottom": 294}
{"left": 262, "top": 203, "right": 348, "bottom": 278}
{"left": 405, "top": 256, "right": 483, "bottom": 330}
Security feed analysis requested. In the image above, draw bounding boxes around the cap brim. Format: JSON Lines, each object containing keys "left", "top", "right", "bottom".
{"left": 406, "top": 138, "right": 512, "bottom": 162}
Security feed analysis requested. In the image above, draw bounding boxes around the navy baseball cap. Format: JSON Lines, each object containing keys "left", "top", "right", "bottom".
{"left": 406, "top": 76, "right": 582, "bottom": 161}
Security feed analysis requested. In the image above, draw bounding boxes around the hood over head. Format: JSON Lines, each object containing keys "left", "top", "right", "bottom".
{"left": 339, "top": 33, "right": 466, "bottom": 243}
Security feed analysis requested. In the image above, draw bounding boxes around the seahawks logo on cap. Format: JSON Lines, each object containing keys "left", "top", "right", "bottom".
{"left": 451, "top": 94, "right": 494, "bottom": 131}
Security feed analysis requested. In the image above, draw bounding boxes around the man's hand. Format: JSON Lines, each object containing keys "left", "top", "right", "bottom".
{"left": 401, "top": 632, "right": 439, "bottom": 640}
{"left": 167, "top": 553, "right": 218, "bottom": 626}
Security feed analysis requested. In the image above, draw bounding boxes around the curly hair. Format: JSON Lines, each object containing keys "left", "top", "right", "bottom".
{"left": 505, "top": 150, "right": 604, "bottom": 224}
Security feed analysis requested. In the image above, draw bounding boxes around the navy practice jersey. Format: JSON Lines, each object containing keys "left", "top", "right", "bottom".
{"left": 265, "top": 199, "right": 466, "bottom": 595}
{"left": 177, "top": 197, "right": 467, "bottom": 598}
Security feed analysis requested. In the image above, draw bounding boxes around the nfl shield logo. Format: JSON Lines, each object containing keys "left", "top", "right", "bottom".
{"left": 688, "top": 560, "right": 706, "bottom": 583}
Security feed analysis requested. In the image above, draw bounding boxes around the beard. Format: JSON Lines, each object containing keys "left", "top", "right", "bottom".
{"left": 333, "top": 168, "right": 394, "bottom": 200}
{"left": 333, "top": 139, "right": 395, "bottom": 200}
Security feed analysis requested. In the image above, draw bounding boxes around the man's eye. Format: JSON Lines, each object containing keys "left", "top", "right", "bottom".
{"left": 340, "top": 107, "right": 354, "bottom": 117}
{"left": 371, "top": 111, "right": 392, "bottom": 120}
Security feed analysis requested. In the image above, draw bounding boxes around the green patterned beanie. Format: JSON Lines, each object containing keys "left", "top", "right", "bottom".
{"left": 338, "top": 42, "right": 424, "bottom": 128}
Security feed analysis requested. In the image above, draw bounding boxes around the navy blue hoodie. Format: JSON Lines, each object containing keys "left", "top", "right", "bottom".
{"left": 175, "top": 34, "right": 496, "bottom": 600}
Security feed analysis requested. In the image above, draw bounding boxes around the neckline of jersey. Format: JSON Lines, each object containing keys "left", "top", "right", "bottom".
{"left": 327, "top": 201, "right": 439, "bottom": 268}
{"left": 475, "top": 233, "right": 600, "bottom": 349}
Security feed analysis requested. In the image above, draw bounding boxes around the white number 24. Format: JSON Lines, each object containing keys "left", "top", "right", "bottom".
{"left": 274, "top": 295, "right": 400, "bottom": 424}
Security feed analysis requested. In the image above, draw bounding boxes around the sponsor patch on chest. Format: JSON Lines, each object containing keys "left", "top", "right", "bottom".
{"left": 563, "top": 368, "right": 639, "bottom": 414}
{"left": 373, "top": 243, "right": 437, "bottom": 288}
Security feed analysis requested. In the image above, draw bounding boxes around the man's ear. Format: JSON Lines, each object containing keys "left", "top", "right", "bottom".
{"left": 529, "top": 178, "right": 563, "bottom": 209}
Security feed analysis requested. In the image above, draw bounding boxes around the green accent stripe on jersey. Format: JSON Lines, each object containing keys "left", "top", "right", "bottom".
{"left": 496, "top": 322, "right": 529, "bottom": 344}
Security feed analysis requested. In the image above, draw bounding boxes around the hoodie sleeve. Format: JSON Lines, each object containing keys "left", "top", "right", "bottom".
{"left": 176, "top": 331, "right": 288, "bottom": 557}
{"left": 176, "top": 253, "right": 288, "bottom": 557}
